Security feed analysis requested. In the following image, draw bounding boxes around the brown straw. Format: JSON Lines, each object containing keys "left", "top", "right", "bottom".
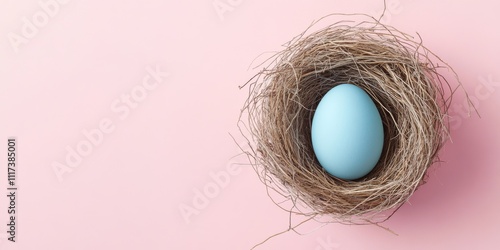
{"left": 238, "top": 16, "right": 463, "bottom": 228}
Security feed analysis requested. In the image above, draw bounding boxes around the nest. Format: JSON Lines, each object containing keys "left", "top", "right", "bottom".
{"left": 239, "top": 17, "right": 461, "bottom": 225}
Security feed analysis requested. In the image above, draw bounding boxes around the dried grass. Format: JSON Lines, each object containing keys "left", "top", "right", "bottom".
{"left": 237, "top": 15, "right": 465, "bottom": 239}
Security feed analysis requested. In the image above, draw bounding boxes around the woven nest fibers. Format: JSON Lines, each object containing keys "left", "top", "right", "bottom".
{"left": 238, "top": 18, "right": 461, "bottom": 224}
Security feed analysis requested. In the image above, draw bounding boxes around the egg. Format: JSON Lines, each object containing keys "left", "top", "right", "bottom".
{"left": 311, "top": 84, "right": 384, "bottom": 180}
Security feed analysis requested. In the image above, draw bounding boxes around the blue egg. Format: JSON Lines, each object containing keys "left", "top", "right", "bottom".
{"left": 311, "top": 84, "right": 384, "bottom": 180}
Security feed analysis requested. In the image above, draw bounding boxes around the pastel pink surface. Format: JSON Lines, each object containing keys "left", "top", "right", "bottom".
{"left": 0, "top": 0, "right": 499, "bottom": 249}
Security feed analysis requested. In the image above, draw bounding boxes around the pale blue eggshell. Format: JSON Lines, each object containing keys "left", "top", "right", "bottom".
{"left": 311, "top": 84, "right": 384, "bottom": 180}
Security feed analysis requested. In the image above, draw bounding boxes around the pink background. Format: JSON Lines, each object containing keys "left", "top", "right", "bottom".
{"left": 1, "top": 0, "right": 500, "bottom": 249}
